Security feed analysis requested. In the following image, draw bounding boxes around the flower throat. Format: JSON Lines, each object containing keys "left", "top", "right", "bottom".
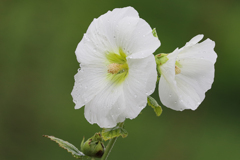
{"left": 106, "top": 48, "right": 129, "bottom": 84}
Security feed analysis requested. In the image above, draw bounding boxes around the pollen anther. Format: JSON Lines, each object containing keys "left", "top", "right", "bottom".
{"left": 107, "top": 63, "right": 122, "bottom": 74}
{"left": 175, "top": 66, "right": 181, "bottom": 74}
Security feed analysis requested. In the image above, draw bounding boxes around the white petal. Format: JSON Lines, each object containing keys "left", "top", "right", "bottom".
{"left": 84, "top": 83, "right": 124, "bottom": 128}
{"left": 159, "top": 76, "right": 183, "bottom": 111}
{"left": 123, "top": 18, "right": 160, "bottom": 59}
{"left": 75, "top": 7, "right": 139, "bottom": 65}
{"left": 174, "top": 59, "right": 214, "bottom": 110}
{"left": 121, "top": 55, "right": 157, "bottom": 119}
{"left": 144, "top": 55, "right": 158, "bottom": 95}
{"left": 179, "top": 36, "right": 217, "bottom": 64}
{"left": 71, "top": 64, "right": 108, "bottom": 109}
{"left": 185, "top": 34, "right": 203, "bottom": 47}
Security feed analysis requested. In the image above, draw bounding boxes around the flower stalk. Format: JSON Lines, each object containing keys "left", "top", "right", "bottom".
{"left": 101, "top": 136, "right": 118, "bottom": 160}
{"left": 101, "top": 122, "right": 124, "bottom": 160}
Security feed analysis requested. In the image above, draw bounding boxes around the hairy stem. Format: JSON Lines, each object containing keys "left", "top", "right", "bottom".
{"left": 101, "top": 122, "right": 124, "bottom": 160}
{"left": 101, "top": 136, "right": 118, "bottom": 160}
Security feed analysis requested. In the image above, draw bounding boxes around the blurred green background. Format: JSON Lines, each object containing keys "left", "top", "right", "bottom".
{"left": 1, "top": 0, "right": 240, "bottom": 159}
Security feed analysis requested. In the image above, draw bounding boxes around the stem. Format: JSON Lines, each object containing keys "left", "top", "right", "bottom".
{"left": 101, "top": 137, "right": 118, "bottom": 160}
{"left": 101, "top": 122, "right": 124, "bottom": 160}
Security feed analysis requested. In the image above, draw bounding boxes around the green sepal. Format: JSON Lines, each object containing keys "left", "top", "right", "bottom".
{"left": 102, "top": 123, "right": 128, "bottom": 141}
{"left": 155, "top": 53, "right": 169, "bottom": 75}
{"left": 152, "top": 28, "right": 158, "bottom": 38}
{"left": 147, "top": 96, "right": 163, "bottom": 116}
{"left": 43, "top": 135, "right": 85, "bottom": 159}
{"left": 155, "top": 53, "right": 168, "bottom": 66}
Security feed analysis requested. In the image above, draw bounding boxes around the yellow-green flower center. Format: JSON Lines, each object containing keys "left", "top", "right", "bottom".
{"left": 106, "top": 48, "right": 129, "bottom": 84}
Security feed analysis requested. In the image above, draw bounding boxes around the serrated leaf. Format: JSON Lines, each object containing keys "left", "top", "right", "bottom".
{"left": 43, "top": 135, "right": 85, "bottom": 159}
{"left": 152, "top": 28, "right": 158, "bottom": 38}
{"left": 147, "top": 96, "right": 163, "bottom": 116}
{"left": 102, "top": 124, "right": 128, "bottom": 141}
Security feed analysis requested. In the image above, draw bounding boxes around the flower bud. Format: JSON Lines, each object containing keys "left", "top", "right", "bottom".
{"left": 81, "top": 132, "right": 105, "bottom": 158}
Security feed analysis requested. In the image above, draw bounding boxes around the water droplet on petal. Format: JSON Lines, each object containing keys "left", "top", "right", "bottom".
{"left": 174, "top": 101, "right": 177, "bottom": 104}
{"left": 134, "top": 95, "right": 137, "bottom": 98}
{"left": 111, "top": 114, "right": 115, "bottom": 119}
{"left": 143, "top": 35, "right": 146, "bottom": 37}
{"left": 169, "top": 94, "right": 172, "bottom": 97}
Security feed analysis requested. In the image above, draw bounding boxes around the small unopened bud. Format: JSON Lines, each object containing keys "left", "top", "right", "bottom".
{"left": 81, "top": 132, "right": 105, "bottom": 158}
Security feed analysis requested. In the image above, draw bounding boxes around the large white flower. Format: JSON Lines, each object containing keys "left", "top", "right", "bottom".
{"left": 158, "top": 35, "right": 217, "bottom": 111}
{"left": 71, "top": 7, "right": 160, "bottom": 128}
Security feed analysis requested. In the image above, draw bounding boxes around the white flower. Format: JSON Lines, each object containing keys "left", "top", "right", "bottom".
{"left": 158, "top": 35, "right": 217, "bottom": 111}
{"left": 71, "top": 7, "right": 160, "bottom": 128}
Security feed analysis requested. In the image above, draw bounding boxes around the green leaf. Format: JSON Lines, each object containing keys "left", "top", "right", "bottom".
{"left": 102, "top": 123, "right": 128, "bottom": 141}
{"left": 147, "top": 96, "right": 163, "bottom": 116}
{"left": 43, "top": 135, "right": 85, "bottom": 159}
{"left": 152, "top": 28, "right": 158, "bottom": 38}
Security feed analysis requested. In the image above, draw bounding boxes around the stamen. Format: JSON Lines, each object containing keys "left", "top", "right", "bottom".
{"left": 107, "top": 63, "right": 122, "bottom": 74}
{"left": 175, "top": 66, "right": 181, "bottom": 74}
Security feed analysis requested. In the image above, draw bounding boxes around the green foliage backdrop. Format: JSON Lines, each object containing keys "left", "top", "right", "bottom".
{"left": 1, "top": 0, "right": 240, "bottom": 159}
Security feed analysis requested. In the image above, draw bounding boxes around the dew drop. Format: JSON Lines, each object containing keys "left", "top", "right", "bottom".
{"left": 134, "top": 95, "right": 137, "bottom": 98}
{"left": 111, "top": 114, "right": 115, "bottom": 119}
{"left": 174, "top": 101, "right": 177, "bottom": 104}
{"left": 169, "top": 94, "right": 172, "bottom": 97}
{"left": 143, "top": 35, "right": 146, "bottom": 37}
